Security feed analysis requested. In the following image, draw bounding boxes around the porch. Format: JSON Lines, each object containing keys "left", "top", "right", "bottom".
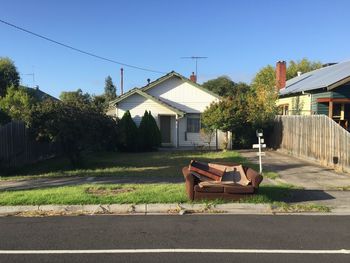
{"left": 316, "top": 98, "right": 350, "bottom": 130}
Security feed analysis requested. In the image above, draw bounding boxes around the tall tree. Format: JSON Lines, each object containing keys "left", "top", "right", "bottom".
{"left": 247, "top": 65, "right": 277, "bottom": 126}
{"left": 0, "top": 85, "right": 34, "bottom": 123}
{"left": 92, "top": 94, "right": 108, "bottom": 113}
{"left": 0, "top": 57, "right": 20, "bottom": 97}
{"left": 202, "top": 76, "right": 250, "bottom": 97}
{"left": 104, "top": 76, "right": 117, "bottom": 101}
{"left": 59, "top": 89, "right": 92, "bottom": 107}
{"left": 202, "top": 76, "right": 236, "bottom": 97}
{"left": 286, "top": 58, "right": 322, "bottom": 80}
{"left": 202, "top": 98, "right": 239, "bottom": 150}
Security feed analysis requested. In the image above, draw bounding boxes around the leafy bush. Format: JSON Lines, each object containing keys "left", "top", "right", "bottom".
{"left": 0, "top": 85, "right": 34, "bottom": 123}
{"left": 0, "top": 108, "right": 11, "bottom": 126}
{"left": 28, "top": 100, "right": 118, "bottom": 166}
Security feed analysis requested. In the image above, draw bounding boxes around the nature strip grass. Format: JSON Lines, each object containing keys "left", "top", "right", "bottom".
{"left": 0, "top": 183, "right": 298, "bottom": 206}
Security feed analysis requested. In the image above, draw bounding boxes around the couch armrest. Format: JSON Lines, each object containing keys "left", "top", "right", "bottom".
{"left": 182, "top": 166, "right": 195, "bottom": 201}
{"left": 245, "top": 167, "right": 263, "bottom": 189}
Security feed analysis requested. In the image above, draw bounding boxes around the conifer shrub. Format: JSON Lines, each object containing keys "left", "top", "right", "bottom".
{"left": 138, "top": 110, "right": 161, "bottom": 151}
{"left": 117, "top": 110, "right": 138, "bottom": 152}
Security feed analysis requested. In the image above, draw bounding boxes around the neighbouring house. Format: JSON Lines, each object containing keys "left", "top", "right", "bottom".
{"left": 276, "top": 61, "right": 350, "bottom": 130}
{"left": 108, "top": 71, "right": 231, "bottom": 149}
{"left": 23, "top": 85, "right": 58, "bottom": 101}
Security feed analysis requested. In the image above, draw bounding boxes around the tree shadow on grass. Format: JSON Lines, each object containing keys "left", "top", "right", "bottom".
{"left": 2, "top": 151, "right": 248, "bottom": 178}
{"left": 0, "top": 166, "right": 187, "bottom": 191}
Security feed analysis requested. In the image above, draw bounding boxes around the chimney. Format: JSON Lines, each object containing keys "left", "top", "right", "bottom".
{"left": 190, "top": 72, "right": 197, "bottom": 83}
{"left": 297, "top": 71, "right": 302, "bottom": 77}
{"left": 276, "top": 61, "right": 286, "bottom": 90}
{"left": 147, "top": 78, "right": 151, "bottom": 85}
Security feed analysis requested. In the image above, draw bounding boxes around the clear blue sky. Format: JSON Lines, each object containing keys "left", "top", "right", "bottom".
{"left": 1, "top": 0, "right": 350, "bottom": 98}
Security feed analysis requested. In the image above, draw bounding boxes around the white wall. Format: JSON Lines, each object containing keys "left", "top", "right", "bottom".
{"left": 117, "top": 93, "right": 176, "bottom": 126}
{"left": 114, "top": 77, "right": 230, "bottom": 149}
{"left": 178, "top": 116, "right": 217, "bottom": 148}
{"left": 146, "top": 77, "right": 219, "bottom": 113}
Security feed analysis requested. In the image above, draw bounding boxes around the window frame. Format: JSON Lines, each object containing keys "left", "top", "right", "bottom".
{"left": 186, "top": 114, "right": 201, "bottom": 133}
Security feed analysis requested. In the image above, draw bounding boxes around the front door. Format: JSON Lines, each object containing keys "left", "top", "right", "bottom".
{"left": 159, "top": 116, "right": 171, "bottom": 144}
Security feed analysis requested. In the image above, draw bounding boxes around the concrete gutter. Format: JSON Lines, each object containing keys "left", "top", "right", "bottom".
{"left": 0, "top": 203, "right": 349, "bottom": 216}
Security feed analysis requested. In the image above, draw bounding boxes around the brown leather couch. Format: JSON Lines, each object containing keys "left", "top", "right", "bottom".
{"left": 182, "top": 163, "right": 263, "bottom": 201}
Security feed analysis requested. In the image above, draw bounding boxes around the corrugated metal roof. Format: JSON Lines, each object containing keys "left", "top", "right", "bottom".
{"left": 279, "top": 61, "right": 350, "bottom": 96}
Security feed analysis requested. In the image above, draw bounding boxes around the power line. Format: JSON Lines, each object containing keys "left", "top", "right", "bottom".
{"left": 0, "top": 18, "right": 166, "bottom": 74}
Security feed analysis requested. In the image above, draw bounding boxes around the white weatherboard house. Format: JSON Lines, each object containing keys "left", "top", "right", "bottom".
{"left": 109, "top": 71, "right": 231, "bottom": 149}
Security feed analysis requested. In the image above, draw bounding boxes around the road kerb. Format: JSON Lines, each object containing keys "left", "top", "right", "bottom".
{"left": 1, "top": 203, "right": 350, "bottom": 216}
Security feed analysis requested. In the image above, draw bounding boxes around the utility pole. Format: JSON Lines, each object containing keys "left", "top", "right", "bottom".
{"left": 181, "top": 56, "right": 207, "bottom": 78}
{"left": 120, "top": 68, "right": 124, "bottom": 95}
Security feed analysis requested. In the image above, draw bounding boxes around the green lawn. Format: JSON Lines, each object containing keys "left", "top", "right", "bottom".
{"left": 1, "top": 150, "right": 249, "bottom": 180}
{"left": 0, "top": 150, "right": 308, "bottom": 208}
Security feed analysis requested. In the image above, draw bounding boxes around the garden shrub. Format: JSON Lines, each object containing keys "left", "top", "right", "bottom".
{"left": 117, "top": 110, "right": 138, "bottom": 152}
{"left": 138, "top": 110, "right": 161, "bottom": 151}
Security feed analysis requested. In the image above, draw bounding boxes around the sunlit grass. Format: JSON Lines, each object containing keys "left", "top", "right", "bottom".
{"left": 0, "top": 184, "right": 188, "bottom": 205}
{"left": 0, "top": 183, "right": 301, "bottom": 206}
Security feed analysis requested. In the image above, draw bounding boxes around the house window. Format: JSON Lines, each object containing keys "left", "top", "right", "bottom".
{"left": 278, "top": 104, "right": 289, "bottom": 115}
{"left": 187, "top": 114, "right": 200, "bottom": 133}
{"left": 332, "top": 103, "right": 342, "bottom": 119}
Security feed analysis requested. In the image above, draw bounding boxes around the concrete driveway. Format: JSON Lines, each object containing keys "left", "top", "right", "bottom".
{"left": 239, "top": 149, "right": 350, "bottom": 208}
{"left": 239, "top": 149, "right": 350, "bottom": 190}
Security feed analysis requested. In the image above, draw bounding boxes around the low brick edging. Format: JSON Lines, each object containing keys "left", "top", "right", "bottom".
{"left": 0, "top": 203, "right": 347, "bottom": 216}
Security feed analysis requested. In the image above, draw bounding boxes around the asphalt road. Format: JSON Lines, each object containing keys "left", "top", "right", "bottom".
{"left": 0, "top": 215, "right": 349, "bottom": 262}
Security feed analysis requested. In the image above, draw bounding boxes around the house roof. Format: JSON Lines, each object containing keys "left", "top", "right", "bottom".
{"left": 22, "top": 86, "right": 58, "bottom": 101}
{"left": 279, "top": 61, "right": 350, "bottom": 96}
{"left": 109, "top": 71, "right": 221, "bottom": 115}
{"left": 110, "top": 88, "right": 185, "bottom": 116}
{"left": 141, "top": 71, "right": 222, "bottom": 99}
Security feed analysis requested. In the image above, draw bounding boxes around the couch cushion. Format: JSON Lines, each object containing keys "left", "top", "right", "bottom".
{"left": 191, "top": 171, "right": 213, "bottom": 182}
{"left": 207, "top": 163, "right": 227, "bottom": 173}
{"left": 223, "top": 165, "right": 251, "bottom": 186}
{"left": 194, "top": 184, "right": 224, "bottom": 193}
{"left": 199, "top": 181, "right": 237, "bottom": 187}
{"left": 189, "top": 160, "right": 225, "bottom": 181}
{"left": 224, "top": 185, "right": 255, "bottom": 194}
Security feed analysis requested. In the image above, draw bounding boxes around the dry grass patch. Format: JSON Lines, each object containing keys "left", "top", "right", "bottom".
{"left": 85, "top": 186, "right": 135, "bottom": 196}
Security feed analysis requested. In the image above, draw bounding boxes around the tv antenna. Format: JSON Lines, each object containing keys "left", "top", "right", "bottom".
{"left": 20, "top": 72, "right": 35, "bottom": 87}
{"left": 25, "top": 73, "right": 35, "bottom": 88}
{"left": 181, "top": 56, "right": 207, "bottom": 77}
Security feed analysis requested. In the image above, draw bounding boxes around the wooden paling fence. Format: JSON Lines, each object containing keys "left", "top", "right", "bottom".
{"left": 0, "top": 121, "right": 59, "bottom": 169}
{"left": 270, "top": 115, "right": 350, "bottom": 173}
